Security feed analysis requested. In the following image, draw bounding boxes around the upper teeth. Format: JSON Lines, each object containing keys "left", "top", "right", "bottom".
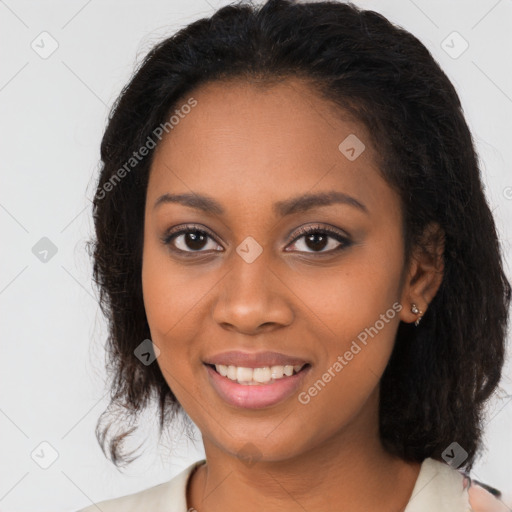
{"left": 214, "top": 364, "right": 304, "bottom": 385}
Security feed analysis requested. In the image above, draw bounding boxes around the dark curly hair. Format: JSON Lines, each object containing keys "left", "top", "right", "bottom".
{"left": 86, "top": 0, "right": 511, "bottom": 473}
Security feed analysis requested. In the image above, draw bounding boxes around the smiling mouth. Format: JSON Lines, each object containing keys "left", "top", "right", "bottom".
{"left": 206, "top": 363, "right": 310, "bottom": 385}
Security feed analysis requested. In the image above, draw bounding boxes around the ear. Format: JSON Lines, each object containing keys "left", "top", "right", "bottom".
{"left": 399, "top": 221, "right": 445, "bottom": 325}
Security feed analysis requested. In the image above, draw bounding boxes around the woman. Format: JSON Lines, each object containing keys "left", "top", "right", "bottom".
{"left": 78, "top": 0, "right": 511, "bottom": 510}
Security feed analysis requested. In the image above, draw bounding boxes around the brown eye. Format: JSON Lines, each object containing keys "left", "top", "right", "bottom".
{"left": 162, "top": 226, "right": 222, "bottom": 254}
{"left": 287, "top": 225, "right": 352, "bottom": 254}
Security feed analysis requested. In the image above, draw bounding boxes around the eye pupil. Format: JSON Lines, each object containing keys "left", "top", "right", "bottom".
{"left": 186, "top": 231, "right": 208, "bottom": 250}
{"left": 305, "top": 233, "right": 328, "bottom": 252}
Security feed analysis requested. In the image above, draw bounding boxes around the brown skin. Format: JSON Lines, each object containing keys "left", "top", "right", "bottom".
{"left": 141, "top": 78, "right": 444, "bottom": 512}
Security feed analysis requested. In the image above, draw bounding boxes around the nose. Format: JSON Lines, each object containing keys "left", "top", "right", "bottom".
{"left": 211, "top": 249, "right": 294, "bottom": 335}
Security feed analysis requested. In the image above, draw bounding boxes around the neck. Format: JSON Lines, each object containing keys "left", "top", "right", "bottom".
{"left": 187, "top": 391, "right": 421, "bottom": 512}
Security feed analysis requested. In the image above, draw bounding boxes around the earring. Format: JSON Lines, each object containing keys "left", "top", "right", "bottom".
{"left": 411, "top": 303, "right": 423, "bottom": 326}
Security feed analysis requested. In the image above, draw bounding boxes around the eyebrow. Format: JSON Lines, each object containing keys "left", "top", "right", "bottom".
{"left": 153, "top": 191, "right": 368, "bottom": 216}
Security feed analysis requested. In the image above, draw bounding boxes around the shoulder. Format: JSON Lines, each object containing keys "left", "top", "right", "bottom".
{"left": 465, "top": 477, "right": 509, "bottom": 512}
{"left": 75, "top": 459, "right": 205, "bottom": 512}
{"left": 405, "top": 458, "right": 507, "bottom": 512}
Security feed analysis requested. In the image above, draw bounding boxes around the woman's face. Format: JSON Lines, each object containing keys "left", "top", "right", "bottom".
{"left": 142, "top": 78, "right": 417, "bottom": 463}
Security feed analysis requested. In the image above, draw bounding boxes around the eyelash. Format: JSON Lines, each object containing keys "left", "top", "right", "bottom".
{"left": 161, "top": 224, "right": 352, "bottom": 257}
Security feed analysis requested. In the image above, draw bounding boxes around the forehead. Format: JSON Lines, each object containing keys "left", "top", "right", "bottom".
{"left": 147, "top": 78, "right": 397, "bottom": 220}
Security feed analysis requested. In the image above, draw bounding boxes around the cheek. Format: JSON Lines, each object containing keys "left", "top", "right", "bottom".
{"left": 141, "top": 236, "right": 206, "bottom": 339}
{"left": 141, "top": 247, "right": 174, "bottom": 338}
{"left": 288, "top": 252, "right": 402, "bottom": 344}
{"left": 290, "top": 241, "right": 403, "bottom": 400}
{"left": 141, "top": 250, "right": 199, "bottom": 405}
{"left": 141, "top": 238, "right": 216, "bottom": 395}
{"left": 141, "top": 240, "right": 193, "bottom": 378}
{"left": 293, "top": 314, "right": 399, "bottom": 447}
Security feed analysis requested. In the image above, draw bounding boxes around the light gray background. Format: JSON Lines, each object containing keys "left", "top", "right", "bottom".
{"left": 1, "top": 1, "right": 511, "bottom": 511}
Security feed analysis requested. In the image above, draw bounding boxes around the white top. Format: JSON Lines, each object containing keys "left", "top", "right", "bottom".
{"left": 75, "top": 457, "right": 502, "bottom": 511}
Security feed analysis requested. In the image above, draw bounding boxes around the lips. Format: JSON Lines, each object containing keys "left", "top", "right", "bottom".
{"left": 205, "top": 363, "right": 310, "bottom": 409}
{"left": 203, "top": 351, "right": 311, "bottom": 408}
{"left": 204, "top": 350, "right": 309, "bottom": 368}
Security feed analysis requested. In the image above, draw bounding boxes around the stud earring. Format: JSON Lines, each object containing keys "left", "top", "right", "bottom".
{"left": 411, "top": 303, "right": 423, "bottom": 326}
